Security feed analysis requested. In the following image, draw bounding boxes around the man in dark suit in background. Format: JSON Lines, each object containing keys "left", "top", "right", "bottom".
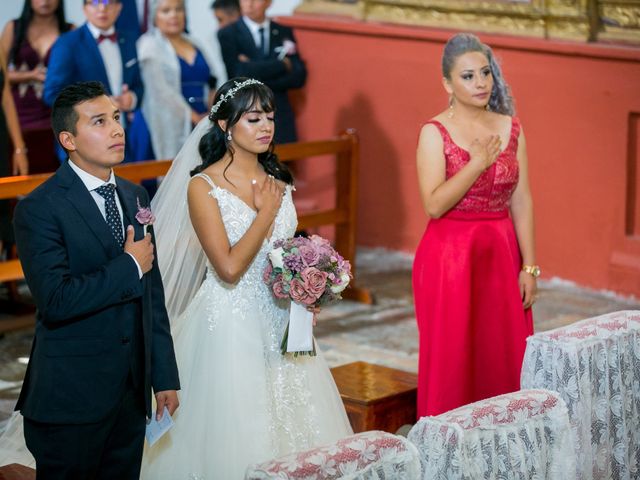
{"left": 13, "top": 81, "right": 179, "bottom": 479}
{"left": 116, "top": 0, "right": 150, "bottom": 39}
{"left": 217, "top": 0, "right": 306, "bottom": 144}
{"left": 212, "top": 0, "right": 241, "bottom": 29}
{"left": 44, "top": 0, "right": 145, "bottom": 161}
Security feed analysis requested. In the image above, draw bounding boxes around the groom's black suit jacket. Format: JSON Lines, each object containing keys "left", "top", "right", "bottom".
{"left": 13, "top": 162, "right": 179, "bottom": 424}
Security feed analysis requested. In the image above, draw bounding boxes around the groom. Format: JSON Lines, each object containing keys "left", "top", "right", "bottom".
{"left": 13, "top": 81, "right": 179, "bottom": 479}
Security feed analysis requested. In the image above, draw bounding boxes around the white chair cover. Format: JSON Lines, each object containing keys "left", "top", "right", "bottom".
{"left": 244, "top": 430, "right": 422, "bottom": 480}
{"left": 521, "top": 310, "right": 640, "bottom": 479}
{"left": 407, "top": 389, "right": 575, "bottom": 480}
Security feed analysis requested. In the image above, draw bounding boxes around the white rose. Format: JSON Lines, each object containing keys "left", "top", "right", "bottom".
{"left": 269, "top": 247, "right": 285, "bottom": 269}
{"left": 330, "top": 273, "right": 351, "bottom": 294}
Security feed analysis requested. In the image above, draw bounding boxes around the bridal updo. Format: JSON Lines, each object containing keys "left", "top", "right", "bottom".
{"left": 442, "top": 33, "right": 514, "bottom": 116}
{"left": 191, "top": 77, "right": 293, "bottom": 184}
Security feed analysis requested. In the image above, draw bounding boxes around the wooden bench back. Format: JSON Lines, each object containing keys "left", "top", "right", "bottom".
{"left": 0, "top": 130, "right": 370, "bottom": 302}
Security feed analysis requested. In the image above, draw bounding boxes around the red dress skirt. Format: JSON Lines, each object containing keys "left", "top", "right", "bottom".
{"left": 413, "top": 118, "right": 533, "bottom": 417}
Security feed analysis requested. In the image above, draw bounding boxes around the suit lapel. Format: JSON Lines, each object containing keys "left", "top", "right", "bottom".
{"left": 80, "top": 24, "right": 112, "bottom": 94}
{"left": 236, "top": 21, "right": 261, "bottom": 59}
{"left": 269, "top": 23, "right": 282, "bottom": 56}
{"left": 59, "top": 163, "right": 119, "bottom": 256}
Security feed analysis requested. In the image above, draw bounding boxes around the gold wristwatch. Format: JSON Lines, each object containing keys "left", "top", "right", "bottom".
{"left": 522, "top": 264, "right": 541, "bottom": 278}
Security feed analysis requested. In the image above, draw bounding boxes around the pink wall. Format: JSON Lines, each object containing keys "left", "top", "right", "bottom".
{"left": 279, "top": 15, "right": 640, "bottom": 297}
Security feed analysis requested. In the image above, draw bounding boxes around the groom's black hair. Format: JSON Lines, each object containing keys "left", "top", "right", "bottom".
{"left": 51, "top": 81, "right": 108, "bottom": 148}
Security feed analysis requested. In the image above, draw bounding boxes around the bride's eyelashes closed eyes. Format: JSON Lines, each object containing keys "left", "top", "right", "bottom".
{"left": 247, "top": 116, "right": 275, "bottom": 123}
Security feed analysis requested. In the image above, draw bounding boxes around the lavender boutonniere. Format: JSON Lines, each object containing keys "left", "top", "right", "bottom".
{"left": 135, "top": 198, "right": 155, "bottom": 235}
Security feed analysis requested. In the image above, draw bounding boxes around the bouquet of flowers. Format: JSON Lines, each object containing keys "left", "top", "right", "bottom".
{"left": 263, "top": 235, "right": 352, "bottom": 356}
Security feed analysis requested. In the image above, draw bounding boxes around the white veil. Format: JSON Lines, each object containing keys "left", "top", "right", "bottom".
{"left": 151, "top": 117, "right": 212, "bottom": 322}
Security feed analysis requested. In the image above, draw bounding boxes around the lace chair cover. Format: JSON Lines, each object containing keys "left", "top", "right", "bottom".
{"left": 244, "top": 431, "right": 422, "bottom": 480}
{"left": 521, "top": 310, "right": 640, "bottom": 480}
{"left": 407, "top": 389, "right": 575, "bottom": 480}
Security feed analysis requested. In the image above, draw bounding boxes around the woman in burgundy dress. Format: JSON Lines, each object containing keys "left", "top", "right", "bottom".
{"left": 413, "top": 33, "right": 538, "bottom": 417}
{"left": 1, "top": 0, "right": 72, "bottom": 173}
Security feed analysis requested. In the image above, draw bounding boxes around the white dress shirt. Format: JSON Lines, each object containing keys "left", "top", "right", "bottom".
{"left": 68, "top": 160, "right": 143, "bottom": 278}
{"left": 87, "top": 22, "right": 122, "bottom": 96}
{"left": 242, "top": 16, "right": 270, "bottom": 55}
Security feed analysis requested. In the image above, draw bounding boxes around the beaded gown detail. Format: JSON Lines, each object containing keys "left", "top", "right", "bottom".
{"left": 412, "top": 117, "right": 534, "bottom": 417}
{"left": 140, "top": 173, "right": 352, "bottom": 479}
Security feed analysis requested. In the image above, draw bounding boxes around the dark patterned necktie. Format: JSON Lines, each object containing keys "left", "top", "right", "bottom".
{"left": 95, "top": 184, "right": 124, "bottom": 247}
{"left": 258, "top": 27, "right": 266, "bottom": 56}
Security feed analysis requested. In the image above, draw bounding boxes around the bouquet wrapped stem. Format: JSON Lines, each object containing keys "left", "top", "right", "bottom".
{"left": 263, "top": 235, "right": 352, "bottom": 356}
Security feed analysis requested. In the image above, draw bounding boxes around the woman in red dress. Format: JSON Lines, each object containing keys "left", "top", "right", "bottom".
{"left": 413, "top": 33, "right": 538, "bottom": 417}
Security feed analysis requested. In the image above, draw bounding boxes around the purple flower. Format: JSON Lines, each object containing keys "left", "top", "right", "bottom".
{"left": 299, "top": 244, "right": 320, "bottom": 267}
{"left": 283, "top": 253, "right": 305, "bottom": 273}
{"left": 135, "top": 198, "right": 155, "bottom": 226}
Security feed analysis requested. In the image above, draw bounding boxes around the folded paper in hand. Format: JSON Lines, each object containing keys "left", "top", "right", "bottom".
{"left": 145, "top": 406, "right": 174, "bottom": 446}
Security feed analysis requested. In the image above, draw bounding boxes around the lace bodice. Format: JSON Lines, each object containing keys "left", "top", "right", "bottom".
{"left": 427, "top": 117, "right": 521, "bottom": 213}
{"left": 193, "top": 173, "right": 298, "bottom": 285}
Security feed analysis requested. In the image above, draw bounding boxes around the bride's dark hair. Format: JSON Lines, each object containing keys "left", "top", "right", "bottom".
{"left": 191, "top": 77, "right": 293, "bottom": 185}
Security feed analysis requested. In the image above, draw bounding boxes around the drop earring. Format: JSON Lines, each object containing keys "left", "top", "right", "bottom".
{"left": 227, "top": 131, "right": 232, "bottom": 141}
{"left": 447, "top": 96, "right": 455, "bottom": 119}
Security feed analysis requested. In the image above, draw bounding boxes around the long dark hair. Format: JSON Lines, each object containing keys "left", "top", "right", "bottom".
{"left": 442, "top": 33, "right": 514, "bottom": 116}
{"left": 191, "top": 77, "right": 293, "bottom": 185}
{"left": 9, "top": 0, "right": 71, "bottom": 66}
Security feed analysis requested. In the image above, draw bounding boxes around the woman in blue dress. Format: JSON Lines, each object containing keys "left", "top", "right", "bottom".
{"left": 138, "top": 0, "right": 217, "bottom": 160}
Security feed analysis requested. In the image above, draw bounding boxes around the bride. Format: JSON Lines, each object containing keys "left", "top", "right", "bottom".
{"left": 0, "top": 78, "right": 352, "bottom": 477}
{"left": 139, "top": 77, "right": 352, "bottom": 478}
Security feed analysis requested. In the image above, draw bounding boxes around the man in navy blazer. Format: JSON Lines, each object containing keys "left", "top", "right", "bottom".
{"left": 218, "top": 0, "right": 306, "bottom": 144}
{"left": 44, "top": 0, "right": 143, "bottom": 160}
{"left": 13, "top": 82, "right": 179, "bottom": 479}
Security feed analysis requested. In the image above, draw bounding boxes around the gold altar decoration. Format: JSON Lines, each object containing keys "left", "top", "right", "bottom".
{"left": 295, "top": 0, "right": 640, "bottom": 44}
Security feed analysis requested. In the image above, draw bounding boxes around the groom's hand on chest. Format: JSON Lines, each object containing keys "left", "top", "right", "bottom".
{"left": 124, "top": 225, "right": 154, "bottom": 274}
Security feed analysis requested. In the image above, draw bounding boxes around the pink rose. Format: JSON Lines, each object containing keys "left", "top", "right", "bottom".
{"left": 272, "top": 281, "right": 289, "bottom": 299}
{"left": 135, "top": 198, "right": 155, "bottom": 225}
{"left": 289, "top": 278, "right": 316, "bottom": 305}
{"left": 301, "top": 267, "right": 327, "bottom": 298}
{"left": 299, "top": 244, "right": 320, "bottom": 267}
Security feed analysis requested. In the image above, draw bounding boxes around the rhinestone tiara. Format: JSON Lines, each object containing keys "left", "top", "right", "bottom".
{"left": 209, "top": 78, "right": 264, "bottom": 116}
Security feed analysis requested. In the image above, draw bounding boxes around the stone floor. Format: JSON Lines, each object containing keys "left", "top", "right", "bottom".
{"left": 1, "top": 247, "right": 639, "bottom": 430}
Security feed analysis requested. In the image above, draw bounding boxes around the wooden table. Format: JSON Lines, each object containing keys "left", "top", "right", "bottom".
{"left": 330, "top": 361, "right": 417, "bottom": 433}
{"left": 0, "top": 464, "right": 36, "bottom": 480}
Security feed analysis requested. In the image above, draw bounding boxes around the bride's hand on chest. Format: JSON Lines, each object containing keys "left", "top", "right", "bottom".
{"left": 253, "top": 175, "right": 285, "bottom": 218}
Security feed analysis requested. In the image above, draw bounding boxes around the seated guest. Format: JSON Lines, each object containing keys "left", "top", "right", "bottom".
{"left": 217, "top": 0, "right": 306, "bottom": 144}
{"left": 211, "top": 0, "right": 240, "bottom": 29}
{"left": 138, "top": 0, "right": 216, "bottom": 160}
{"left": 43, "top": 0, "right": 144, "bottom": 162}
{"left": 0, "top": 0, "right": 73, "bottom": 173}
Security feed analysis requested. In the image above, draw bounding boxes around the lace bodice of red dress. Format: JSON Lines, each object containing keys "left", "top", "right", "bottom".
{"left": 427, "top": 117, "right": 521, "bottom": 213}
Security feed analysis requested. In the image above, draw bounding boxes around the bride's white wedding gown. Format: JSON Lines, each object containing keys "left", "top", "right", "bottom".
{"left": 140, "top": 173, "right": 353, "bottom": 479}
{"left": 0, "top": 173, "right": 352, "bottom": 476}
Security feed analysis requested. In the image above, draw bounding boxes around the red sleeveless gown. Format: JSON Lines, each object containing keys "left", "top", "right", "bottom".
{"left": 413, "top": 117, "right": 533, "bottom": 417}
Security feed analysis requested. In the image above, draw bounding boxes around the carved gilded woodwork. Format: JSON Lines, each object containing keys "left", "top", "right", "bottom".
{"left": 295, "top": 0, "right": 640, "bottom": 44}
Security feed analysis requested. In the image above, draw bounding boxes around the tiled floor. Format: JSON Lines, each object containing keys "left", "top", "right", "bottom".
{"left": 1, "top": 247, "right": 639, "bottom": 429}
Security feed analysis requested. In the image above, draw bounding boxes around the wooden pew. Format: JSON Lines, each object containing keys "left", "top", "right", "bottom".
{"left": 0, "top": 130, "right": 372, "bottom": 310}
